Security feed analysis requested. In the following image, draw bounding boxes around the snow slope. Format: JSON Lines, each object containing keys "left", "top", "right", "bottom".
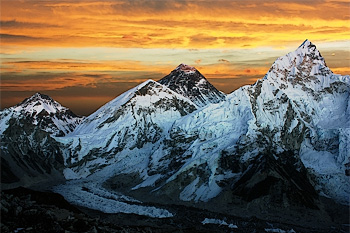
{"left": 58, "top": 80, "right": 197, "bottom": 177}
{"left": 0, "top": 93, "right": 82, "bottom": 136}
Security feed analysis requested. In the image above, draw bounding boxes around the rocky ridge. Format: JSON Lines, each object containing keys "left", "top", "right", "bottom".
{"left": 158, "top": 63, "right": 226, "bottom": 107}
{"left": 0, "top": 93, "right": 82, "bottom": 137}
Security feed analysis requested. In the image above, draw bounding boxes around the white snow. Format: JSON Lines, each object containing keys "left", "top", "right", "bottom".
{"left": 131, "top": 174, "right": 162, "bottom": 190}
{"left": 63, "top": 168, "right": 81, "bottom": 180}
{"left": 265, "top": 228, "right": 296, "bottom": 233}
{"left": 300, "top": 140, "right": 350, "bottom": 204}
{"left": 201, "top": 218, "right": 238, "bottom": 229}
{"left": 54, "top": 180, "right": 173, "bottom": 218}
{"left": 0, "top": 93, "right": 82, "bottom": 136}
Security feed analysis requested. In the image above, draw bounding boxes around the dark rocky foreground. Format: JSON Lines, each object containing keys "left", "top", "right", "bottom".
{"left": 1, "top": 187, "right": 349, "bottom": 233}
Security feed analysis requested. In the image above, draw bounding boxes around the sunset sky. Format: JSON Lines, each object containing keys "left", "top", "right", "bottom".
{"left": 1, "top": 0, "right": 349, "bottom": 115}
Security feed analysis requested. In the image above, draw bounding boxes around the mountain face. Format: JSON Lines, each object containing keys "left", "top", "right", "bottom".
{"left": 0, "top": 93, "right": 82, "bottom": 137}
{"left": 58, "top": 80, "right": 197, "bottom": 178}
{"left": 0, "top": 93, "right": 83, "bottom": 186}
{"left": 154, "top": 40, "right": 350, "bottom": 205}
{"left": 158, "top": 63, "right": 226, "bottom": 107}
{"left": 247, "top": 40, "right": 350, "bottom": 203}
{"left": 1, "top": 40, "right": 349, "bottom": 228}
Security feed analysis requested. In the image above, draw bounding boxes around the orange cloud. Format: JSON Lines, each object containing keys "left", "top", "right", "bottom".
{"left": 198, "top": 64, "right": 269, "bottom": 79}
{"left": 0, "top": 57, "right": 268, "bottom": 93}
{"left": 0, "top": 74, "right": 98, "bottom": 91}
{"left": 1, "top": 0, "right": 349, "bottom": 49}
{"left": 1, "top": 0, "right": 349, "bottom": 115}
{"left": 332, "top": 67, "right": 350, "bottom": 75}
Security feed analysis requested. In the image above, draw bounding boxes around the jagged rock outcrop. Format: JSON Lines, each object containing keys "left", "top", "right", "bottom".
{"left": 158, "top": 64, "right": 226, "bottom": 107}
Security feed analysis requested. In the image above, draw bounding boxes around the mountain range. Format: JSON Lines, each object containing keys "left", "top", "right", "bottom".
{"left": 1, "top": 40, "right": 349, "bottom": 231}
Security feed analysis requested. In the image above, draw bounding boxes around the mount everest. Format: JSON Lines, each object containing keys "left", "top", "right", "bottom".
{"left": 1, "top": 40, "right": 349, "bottom": 228}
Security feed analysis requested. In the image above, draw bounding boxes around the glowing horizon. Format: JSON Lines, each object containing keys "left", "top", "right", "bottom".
{"left": 1, "top": 0, "right": 349, "bottom": 115}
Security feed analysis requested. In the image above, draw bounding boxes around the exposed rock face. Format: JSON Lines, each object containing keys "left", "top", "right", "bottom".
{"left": 0, "top": 93, "right": 82, "bottom": 187}
{"left": 0, "top": 93, "right": 83, "bottom": 137}
{"left": 229, "top": 151, "right": 319, "bottom": 209}
{"left": 158, "top": 64, "right": 226, "bottom": 107}
{"left": 1, "top": 120, "right": 65, "bottom": 187}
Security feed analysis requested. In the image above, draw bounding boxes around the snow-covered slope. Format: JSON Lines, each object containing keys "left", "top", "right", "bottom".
{"left": 153, "top": 39, "right": 350, "bottom": 204}
{"left": 0, "top": 93, "right": 83, "bottom": 136}
{"left": 158, "top": 64, "right": 226, "bottom": 107}
{"left": 58, "top": 80, "right": 197, "bottom": 178}
{"left": 0, "top": 93, "right": 83, "bottom": 186}
{"left": 248, "top": 40, "right": 350, "bottom": 203}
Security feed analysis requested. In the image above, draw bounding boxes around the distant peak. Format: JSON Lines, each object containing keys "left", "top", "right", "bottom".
{"left": 158, "top": 63, "right": 225, "bottom": 107}
{"left": 264, "top": 40, "right": 328, "bottom": 83}
{"left": 32, "top": 92, "right": 52, "bottom": 100}
{"left": 141, "top": 79, "right": 157, "bottom": 86}
{"left": 20, "top": 92, "right": 54, "bottom": 104}
{"left": 175, "top": 63, "right": 197, "bottom": 74}
{"left": 16, "top": 92, "right": 57, "bottom": 109}
{"left": 298, "top": 39, "right": 312, "bottom": 48}
{"left": 296, "top": 39, "right": 319, "bottom": 53}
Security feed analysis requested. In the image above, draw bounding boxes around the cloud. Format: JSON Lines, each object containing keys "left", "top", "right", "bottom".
{"left": 1, "top": 0, "right": 348, "bottom": 49}
{"left": 0, "top": 33, "right": 44, "bottom": 42}
{"left": 1, "top": 0, "right": 349, "bottom": 115}
{"left": 0, "top": 20, "right": 59, "bottom": 28}
{"left": 1, "top": 59, "right": 177, "bottom": 76}
{"left": 0, "top": 72, "right": 99, "bottom": 91}
{"left": 218, "top": 59, "right": 230, "bottom": 63}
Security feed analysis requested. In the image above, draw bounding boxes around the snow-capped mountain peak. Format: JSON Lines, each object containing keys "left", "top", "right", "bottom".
{"left": 260, "top": 39, "right": 346, "bottom": 93}
{"left": 0, "top": 93, "right": 82, "bottom": 136}
{"left": 158, "top": 64, "right": 226, "bottom": 107}
{"left": 14, "top": 92, "right": 65, "bottom": 114}
{"left": 175, "top": 63, "right": 197, "bottom": 74}
{"left": 75, "top": 79, "right": 194, "bottom": 134}
{"left": 59, "top": 78, "right": 197, "bottom": 174}
{"left": 268, "top": 39, "right": 326, "bottom": 73}
{"left": 295, "top": 39, "right": 325, "bottom": 65}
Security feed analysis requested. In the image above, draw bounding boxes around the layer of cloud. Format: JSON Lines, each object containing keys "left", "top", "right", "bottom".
{"left": 1, "top": 0, "right": 349, "bottom": 115}
{"left": 1, "top": 0, "right": 349, "bottom": 49}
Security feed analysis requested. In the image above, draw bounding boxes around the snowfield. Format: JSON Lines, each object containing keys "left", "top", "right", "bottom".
{"left": 53, "top": 179, "right": 173, "bottom": 218}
